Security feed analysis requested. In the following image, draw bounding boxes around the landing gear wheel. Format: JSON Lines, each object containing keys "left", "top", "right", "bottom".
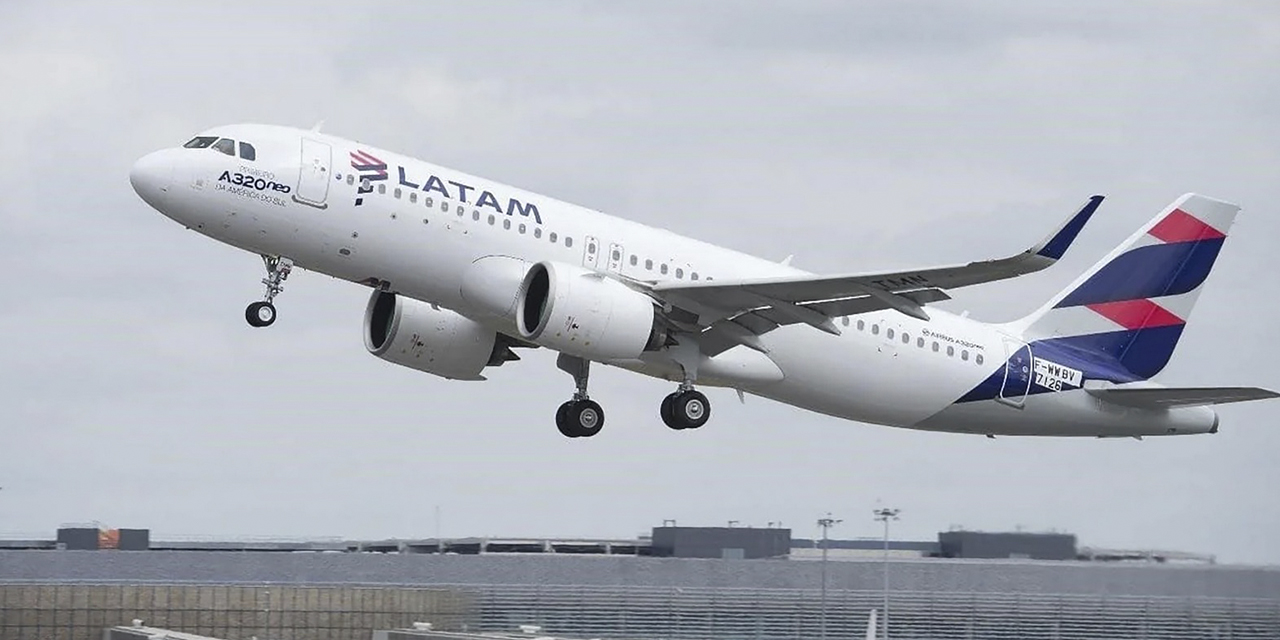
{"left": 667, "top": 390, "right": 710, "bottom": 430}
{"left": 557, "top": 400, "right": 604, "bottom": 438}
{"left": 661, "top": 393, "right": 681, "bottom": 430}
{"left": 245, "top": 301, "right": 277, "bottom": 327}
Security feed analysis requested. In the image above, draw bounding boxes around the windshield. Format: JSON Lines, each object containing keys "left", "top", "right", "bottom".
{"left": 183, "top": 136, "right": 217, "bottom": 149}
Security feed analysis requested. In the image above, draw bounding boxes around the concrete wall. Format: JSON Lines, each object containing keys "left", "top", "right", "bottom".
{"left": 0, "top": 583, "right": 471, "bottom": 640}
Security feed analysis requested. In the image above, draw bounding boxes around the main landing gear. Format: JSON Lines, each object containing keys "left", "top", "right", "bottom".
{"left": 245, "top": 255, "right": 293, "bottom": 328}
{"left": 556, "top": 354, "right": 605, "bottom": 438}
{"left": 661, "top": 387, "right": 711, "bottom": 431}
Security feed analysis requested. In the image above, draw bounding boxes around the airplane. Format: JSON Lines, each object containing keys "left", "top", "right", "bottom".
{"left": 129, "top": 123, "right": 1278, "bottom": 439}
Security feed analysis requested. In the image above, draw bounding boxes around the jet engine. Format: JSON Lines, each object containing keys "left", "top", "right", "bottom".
{"left": 364, "top": 291, "right": 518, "bottom": 380}
{"left": 516, "top": 261, "right": 667, "bottom": 360}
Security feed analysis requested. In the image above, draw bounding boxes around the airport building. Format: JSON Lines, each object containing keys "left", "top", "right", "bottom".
{"left": 2, "top": 524, "right": 1278, "bottom": 640}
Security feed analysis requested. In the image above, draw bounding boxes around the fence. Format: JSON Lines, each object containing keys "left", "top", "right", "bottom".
{"left": 2, "top": 582, "right": 1278, "bottom": 640}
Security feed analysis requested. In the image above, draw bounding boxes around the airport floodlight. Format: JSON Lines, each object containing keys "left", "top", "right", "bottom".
{"left": 817, "top": 513, "right": 842, "bottom": 639}
{"left": 873, "top": 507, "right": 902, "bottom": 640}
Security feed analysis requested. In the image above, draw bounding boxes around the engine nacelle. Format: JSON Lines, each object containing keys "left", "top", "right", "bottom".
{"left": 364, "top": 291, "right": 504, "bottom": 381}
{"left": 516, "top": 261, "right": 666, "bottom": 360}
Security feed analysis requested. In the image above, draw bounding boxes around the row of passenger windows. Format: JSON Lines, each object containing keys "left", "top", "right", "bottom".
{"left": 335, "top": 172, "right": 707, "bottom": 282}
{"left": 183, "top": 136, "right": 256, "bottom": 161}
{"left": 840, "top": 316, "right": 986, "bottom": 364}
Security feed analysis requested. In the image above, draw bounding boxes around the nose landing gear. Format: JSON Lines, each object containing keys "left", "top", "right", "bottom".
{"left": 245, "top": 255, "right": 293, "bottom": 328}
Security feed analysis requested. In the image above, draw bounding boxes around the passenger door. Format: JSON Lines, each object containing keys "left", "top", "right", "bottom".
{"left": 583, "top": 235, "right": 601, "bottom": 270}
{"left": 293, "top": 138, "right": 332, "bottom": 209}
{"left": 998, "top": 338, "right": 1033, "bottom": 408}
{"left": 606, "top": 242, "right": 625, "bottom": 274}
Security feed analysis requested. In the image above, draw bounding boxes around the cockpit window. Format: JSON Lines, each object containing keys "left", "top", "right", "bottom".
{"left": 183, "top": 136, "right": 218, "bottom": 149}
{"left": 238, "top": 142, "right": 256, "bottom": 161}
{"left": 211, "top": 138, "right": 236, "bottom": 156}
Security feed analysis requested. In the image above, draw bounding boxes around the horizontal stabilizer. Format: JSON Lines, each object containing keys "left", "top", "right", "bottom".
{"left": 1088, "top": 386, "right": 1280, "bottom": 408}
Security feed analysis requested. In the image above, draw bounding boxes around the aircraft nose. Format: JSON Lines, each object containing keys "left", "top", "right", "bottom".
{"left": 129, "top": 150, "right": 174, "bottom": 209}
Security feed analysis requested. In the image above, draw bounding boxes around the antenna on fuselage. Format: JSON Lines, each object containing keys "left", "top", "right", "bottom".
{"left": 310, "top": 120, "right": 325, "bottom": 132}
{"left": 781, "top": 255, "right": 794, "bottom": 266}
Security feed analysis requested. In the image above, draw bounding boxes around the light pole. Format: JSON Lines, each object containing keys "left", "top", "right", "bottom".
{"left": 873, "top": 507, "right": 900, "bottom": 640}
{"left": 817, "top": 513, "right": 841, "bottom": 640}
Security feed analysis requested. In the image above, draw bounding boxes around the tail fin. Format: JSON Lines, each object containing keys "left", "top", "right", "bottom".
{"left": 1016, "top": 193, "right": 1239, "bottom": 380}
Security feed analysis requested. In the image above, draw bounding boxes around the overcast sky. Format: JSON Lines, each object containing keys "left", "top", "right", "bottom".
{"left": 2, "top": 1, "right": 1280, "bottom": 564}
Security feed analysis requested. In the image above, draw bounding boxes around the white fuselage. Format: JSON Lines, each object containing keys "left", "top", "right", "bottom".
{"left": 130, "top": 124, "right": 1218, "bottom": 437}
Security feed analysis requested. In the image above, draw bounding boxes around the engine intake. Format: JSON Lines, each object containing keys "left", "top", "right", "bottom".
{"left": 365, "top": 291, "right": 514, "bottom": 380}
{"left": 516, "top": 261, "right": 666, "bottom": 360}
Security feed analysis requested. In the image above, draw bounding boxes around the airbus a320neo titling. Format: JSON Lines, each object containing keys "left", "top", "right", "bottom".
{"left": 130, "top": 124, "right": 1277, "bottom": 439}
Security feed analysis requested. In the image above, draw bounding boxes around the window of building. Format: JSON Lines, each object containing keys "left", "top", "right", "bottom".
{"left": 183, "top": 136, "right": 218, "bottom": 149}
{"left": 238, "top": 142, "right": 256, "bottom": 161}
{"left": 212, "top": 138, "right": 236, "bottom": 156}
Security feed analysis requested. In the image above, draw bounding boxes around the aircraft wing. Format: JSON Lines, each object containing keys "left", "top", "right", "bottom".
{"left": 649, "top": 196, "right": 1103, "bottom": 352}
{"left": 1088, "top": 386, "right": 1280, "bottom": 408}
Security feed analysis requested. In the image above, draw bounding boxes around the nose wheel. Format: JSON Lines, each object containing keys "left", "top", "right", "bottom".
{"left": 661, "top": 389, "right": 711, "bottom": 430}
{"left": 245, "top": 255, "right": 293, "bottom": 328}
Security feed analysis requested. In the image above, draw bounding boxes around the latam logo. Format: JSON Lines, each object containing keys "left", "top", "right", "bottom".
{"left": 349, "top": 148, "right": 543, "bottom": 224}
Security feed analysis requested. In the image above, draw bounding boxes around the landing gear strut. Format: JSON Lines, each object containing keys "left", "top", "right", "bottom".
{"left": 555, "top": 354, "right": 604, "bottom": 438}
{"left": 245, "top": 255, "right": 293, "bottom": 328}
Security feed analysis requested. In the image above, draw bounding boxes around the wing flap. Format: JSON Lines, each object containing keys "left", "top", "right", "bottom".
{"left": 1088, "top": 386, "right": 1280, "bottom": 408}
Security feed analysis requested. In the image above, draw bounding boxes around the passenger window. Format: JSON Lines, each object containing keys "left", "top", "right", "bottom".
{"left": 473, "top": 211, "right": 480, "bottom": 221}
{"left": 238, "top": 142, "right": 256, "bottom": 161}
{"left": 347, "top": 175, "right": 354, "bottom": 185}
{"left": 456, "top": 205, "right": 464, "bottom": 214}
{"left": 550, "top": 232, "right": 558, "bottom": 243}
{"left": 947, "top": 346, "right": 955, "bottom": 357}
{"left": 660, "top": 264, "right": 668, "bottom": 275}
{"left": 378, "top": 184, "right": 386, "bottom": 194}
{"left": 872, "top": 325, "right": 880, "bottom": 335}
{"left": 425, "top": 197, "right": 433, "bottom": 206}
{"left": 902, "top": 333, "right": 910, "bottom": 344}
{"left": 691, "top": 273, "right": 699, "bottom": 281}
{"left": 442, "top": 201, "right": 450, "bottom": 212}
{"left": 841, "top": 317, "right": 849, "bottom": 326}
{"left": 423, "top": 218, "right": 429, "bottom": 225}
{"left": 857, "top": 320, "right": 865, "bottom": 331}
{"left": 534, "top": 228, "right": 542, "bottom": 239}
{"left": 612, "top": 249, "right": 621, "bottom": 261}
{"left": 932, "top": 342, "right": 940, "bottom": 352}
{"left": 645, "top": 259, "right": 653, "bottom": 270}
{"left": 917, "top": 337, "right": 925, "bottom": 348}
{"left": 410, "top": 192, "right": 417, "bottom": 203}
{"left": 630, "top": 255, "right": 638, "bottom": 266}
{"left": 961, "top": 350, "right": 969, "bottom": 361}
{"left": 566, "top": 237, "right": 573, "bottom": 248}
{"left": 976, "top": 354, "right": 984, "bottom": 365}
{"left": 676, "top": 268, "right": 684, "bottom": 279}
{"left": 519, "top": 223, "right": 526, "bottom": 234}
{"left": 183, "top": 136, "right": 218, "bottom": 149}
{"left": 886, "top": 328, "right": 895, "bottom": 340}
{"left": 503, "top": 219, "right": 511, "bottom": 230}
{"left": 588, "top": 243, "right": 596, "bottom": 254}
{"left": 488, "top": 215, "right": 495, "bottom": 225}
{"left": 394, "top": 188, "right": 402, "bottom": 199}
{"left": 212, "top": 138, "right": 236, "bottom": 156}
